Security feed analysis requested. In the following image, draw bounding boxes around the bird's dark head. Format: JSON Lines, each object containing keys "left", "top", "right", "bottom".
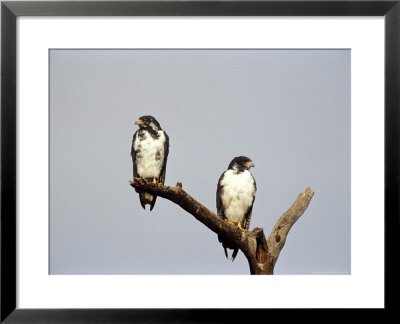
{"left": 228, "top": 156, "right": 255, "bottom": 172}
{"left": 135, "top": 115, "right": 161, "bottom": 130}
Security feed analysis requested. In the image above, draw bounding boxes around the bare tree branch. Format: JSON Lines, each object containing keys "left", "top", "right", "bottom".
{"left": 266, "top": 186, "right": 315, "bottom": 270}
{"left": 130, "top": 178, "right": 314, "bottom": 274}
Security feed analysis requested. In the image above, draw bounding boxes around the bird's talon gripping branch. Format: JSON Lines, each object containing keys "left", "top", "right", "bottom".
{"left": 224, "top": 219, "right": 236, "bottom": 227}
{"left": 237, "top": 222, "right": 246, "bottom": 232}
{"left": 138, "top": 177, "right": 149, "bottom": 184}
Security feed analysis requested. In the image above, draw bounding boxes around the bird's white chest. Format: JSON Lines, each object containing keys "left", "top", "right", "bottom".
{"left": 134, "top": 130, "right": 166, "bottom": 178}
{"left": 220, "top": 170, "right": 255, "bottom": 224}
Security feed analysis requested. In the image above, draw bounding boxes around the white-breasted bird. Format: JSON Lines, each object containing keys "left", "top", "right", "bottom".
{"left": 216, "top": 156, "right": 256, "bottom": 261}
{"left": 131, "top": 115, "right": 169, "bottom": 211}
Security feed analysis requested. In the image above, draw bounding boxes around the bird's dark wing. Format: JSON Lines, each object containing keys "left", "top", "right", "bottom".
{"left": 131, "top": 130, "right": 139, "bottom": 179}
{"left": 216, "top": 171, "right": 226, "bottom": 220}
{"left": 132, "top": 130, "right": 148, "bottom": 209}
{"left": 242, "top": 204, "right": 254, "bottom": 231}
{"left": 158, "top": 130, "right": 169, "bottom": 185}
{"left": 149, "top": 130, "right": 168, "bottom": 211}
{"left": 242, "top": 176, "right": 256, "bottom": 231}
{"left": 216, "top": 171, "right": 227, "bottom": 247}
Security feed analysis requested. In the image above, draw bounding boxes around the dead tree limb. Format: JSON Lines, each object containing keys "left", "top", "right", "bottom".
{"left": 130, "top": 179, "right": 314, "bottom": 275}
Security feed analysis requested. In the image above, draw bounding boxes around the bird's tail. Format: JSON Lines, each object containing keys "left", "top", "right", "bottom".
{"left": 219, "top": 236, "right": 238, "bottom": 262}
{"left": 139, "top": 192, "right": 157, "bottom": 211}
{"left": 231, "top": 248, "right": 239, "bottom": 262}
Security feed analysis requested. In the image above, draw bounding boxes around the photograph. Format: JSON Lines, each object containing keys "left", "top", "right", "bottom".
{"left": 2, "top": 0, "right": 396, "bottom": 320}
{"left": 49, "top": 49, "right": 351, "bottom": 275}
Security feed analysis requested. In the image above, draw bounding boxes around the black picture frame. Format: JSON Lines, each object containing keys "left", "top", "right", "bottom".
{"left": 1, "top": 0, "right": 398, "bottom": 322}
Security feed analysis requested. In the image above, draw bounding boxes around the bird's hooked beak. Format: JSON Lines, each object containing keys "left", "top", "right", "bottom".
{"left": 245, "top": 161, "right": 255, "bottom": 169}
{"left": 135, "top": 119, "right": 144, "bottom": 126}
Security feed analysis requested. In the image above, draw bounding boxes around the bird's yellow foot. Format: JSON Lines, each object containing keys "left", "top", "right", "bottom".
{"left": 132, "top": 177, "right": 151, "bottom": 184}
{"left": 224, "top": 219, "right": 236, "bottom": 227}
{"left": 152, "top": 177, "right": 157, "bottom": 184}
{"left": 136, "top": 177, "right": 149, "bottom": 184}
{"left": 237, "top": 222, "right": 246, "bottom": 232}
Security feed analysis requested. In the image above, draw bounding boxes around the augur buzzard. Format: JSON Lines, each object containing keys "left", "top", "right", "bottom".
{"left": 216, "top": 156, "right": 256, "bottom": 261}
{"left": 131, "top": 115, "right": 169, "bottom": 210}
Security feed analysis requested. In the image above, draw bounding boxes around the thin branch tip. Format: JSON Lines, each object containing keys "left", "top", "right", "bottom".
{"left": 305, "top": 186, "right": 314, "bottom": 195}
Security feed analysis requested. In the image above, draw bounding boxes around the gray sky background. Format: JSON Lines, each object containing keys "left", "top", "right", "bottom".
{"left": 49, "top": 49, "right": 350, "bottom": 275}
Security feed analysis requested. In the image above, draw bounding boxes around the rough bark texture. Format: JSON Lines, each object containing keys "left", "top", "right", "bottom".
{"left": 130, "top": 178, "right": 314, "bottom": 275}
